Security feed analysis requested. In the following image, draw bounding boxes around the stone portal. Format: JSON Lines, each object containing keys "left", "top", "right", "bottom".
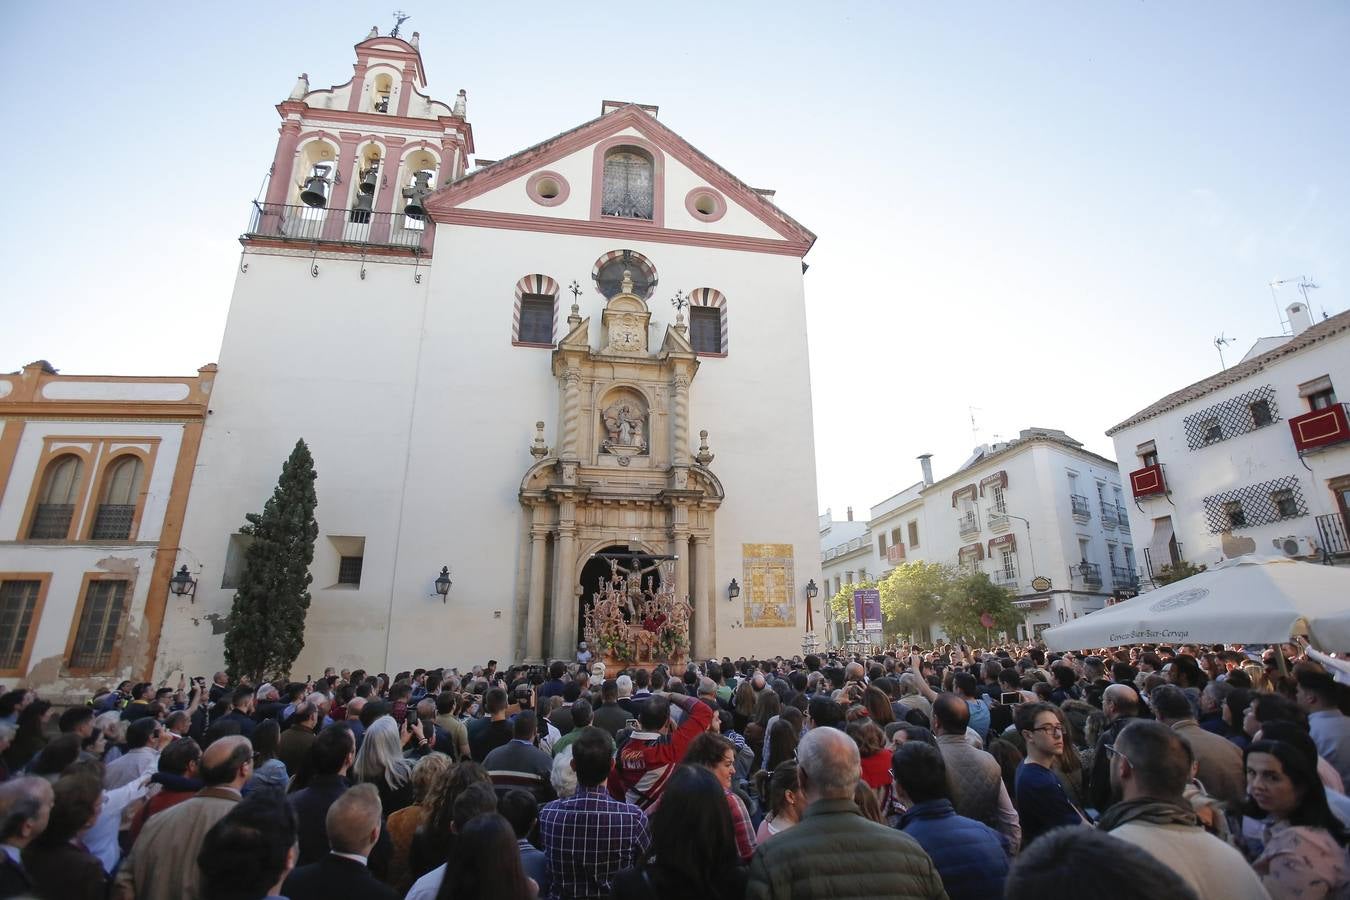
{"left": 517, "top": 278, "right": 723, "bottom": 663}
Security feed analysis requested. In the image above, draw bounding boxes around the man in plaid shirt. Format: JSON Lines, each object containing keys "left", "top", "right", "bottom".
{"left": 539, "top": 727, "right": 651, "bottom": 899}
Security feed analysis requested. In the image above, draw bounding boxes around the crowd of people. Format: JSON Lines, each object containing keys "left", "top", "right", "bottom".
{"left": 0, "top": 638, "right": 1347, "bottom": 899}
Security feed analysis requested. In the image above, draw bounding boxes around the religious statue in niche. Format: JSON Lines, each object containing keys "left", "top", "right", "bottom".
{"left": 601, "top": 398, "right": 648, "bottom": 456}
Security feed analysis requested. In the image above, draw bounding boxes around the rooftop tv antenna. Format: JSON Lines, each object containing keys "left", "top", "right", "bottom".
{"left": 390, "top": 10, "right": 411, "bottom": 38}
{"left": 968, "top": 406, "right": 982, "bottom": 444}
{"left": 1213, "top": 332, "right": 1235, "bottom": 370}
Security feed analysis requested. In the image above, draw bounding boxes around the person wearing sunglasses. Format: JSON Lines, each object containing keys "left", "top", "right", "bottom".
{"left": 1014, "top": 702, "right": 1087, "bottom": 848}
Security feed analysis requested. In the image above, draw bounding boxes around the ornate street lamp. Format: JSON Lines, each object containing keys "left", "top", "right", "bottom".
{"left": 169, "top": 565, "right": 197, "bottom": 602}
{"left": 805, "top": 579, "right": 819, "bottom": 600}
{"left": 434, "top": 566, "right": 452, "bottom": 602}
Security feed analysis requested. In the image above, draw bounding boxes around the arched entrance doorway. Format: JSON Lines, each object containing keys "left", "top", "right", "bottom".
{"left": 576, "top": 546, "right": 663, "bottom": 646}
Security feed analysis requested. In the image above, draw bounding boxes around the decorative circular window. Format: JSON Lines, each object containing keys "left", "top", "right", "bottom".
{"left": 526, "top": 170, "right": 570, "bottom": 207}
{"left": 684, "top": 187, "right": 727, "bottom": 222}
{"left": 592, "top": 249, "right": 658, "bottom": 299}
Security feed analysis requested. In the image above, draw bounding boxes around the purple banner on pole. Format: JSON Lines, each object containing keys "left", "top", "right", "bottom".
{"left": 853, "top": 588, "right": 881, "bottom": 625}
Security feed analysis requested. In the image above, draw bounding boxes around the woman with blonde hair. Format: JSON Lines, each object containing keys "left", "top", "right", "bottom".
{"left": 352, "top": 714, "right": 417, "bottom": 814}
{"left": 385, "top": 752, "right": 451, "bottom": 890}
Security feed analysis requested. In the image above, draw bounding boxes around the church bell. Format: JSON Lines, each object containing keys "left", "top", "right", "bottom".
{"left": 349, "top": 192, "right": 374, "bottom": 224}
{"left": 298, "top": 164, "right": 332, "bottom": 208}
{"left": 359, "top": 162, "right": 379, "bottom": 195}
{"left": 402, "top": 170, "right": 433, "bottom": 219}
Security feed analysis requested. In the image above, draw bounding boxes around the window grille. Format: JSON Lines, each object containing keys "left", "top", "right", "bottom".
{"left": 689, "top": 306, "right": 721, "bottom": 353}
{"left": 518, "top": 296, "right": 554, "bottom": 344}
{"left": 338, "top": 556, "right": 364, "bottom": 586}
{"left": 29, "top": 504, "right": 75, "bottom": 539}
{"left": 70, "top": 580, "right": 127, "bottom": 670}
{"left": 600, "top": 150, "right": 654, "bottom": 219}
{"left": 1202, "top": 475, "right": 1308, "bottom": 533}
{"left": 91, "top": 504, "right": 136, "bottom": 540}
{"left": 1183, "top": 385, "right": 1280, "bottom": 450}
{"left": 0, "top": 581, "right": 40, "bottom": 670}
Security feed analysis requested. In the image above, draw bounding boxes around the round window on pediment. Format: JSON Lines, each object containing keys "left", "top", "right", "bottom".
{"left": 592, "top": 249, "right": 657, "bottom": 299}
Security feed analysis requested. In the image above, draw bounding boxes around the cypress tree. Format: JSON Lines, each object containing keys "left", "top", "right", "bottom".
{"left": 223, "top": 439, "right": 318, "bottom": 684}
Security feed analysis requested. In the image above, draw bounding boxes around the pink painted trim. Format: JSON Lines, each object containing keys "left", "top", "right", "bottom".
{"left": 684, "top": 187, "right": 727, "bottom": 222}
{"left": 437, "top": 207, "right": 810, "bottom": 257}
{"left": 424, "top": 105, "right": 813, "bottom": 249}
{"left": 526, "top": 170, "right": 570, "bottom": 207}
{"left": 396, "top": 66, "right": 413, "bottom": 117}
{"left": 589, "top": 135, "right": 664, "bottom": 227}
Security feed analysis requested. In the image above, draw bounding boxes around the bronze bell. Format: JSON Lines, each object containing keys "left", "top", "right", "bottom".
{"left": 349, "top": 192, "right": 373, "bottom": 224}
{"left": 402, "top": 169, "right": 433, "bottom": 219}
{"left": 298, "top": 164, "right": 331, "bottom": 208}
{"left": 359, "top": 162, "right": 379, "bottom": 195}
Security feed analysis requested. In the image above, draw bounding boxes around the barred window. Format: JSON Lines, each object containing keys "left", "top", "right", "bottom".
{"left": 0, "top": 580, "right": 41, "bottom": 671}
{"left": 1202, "top": 476, "right": 1308, "bottom": 533}
{"left": 70, "top": 580, "right": 127, "bottom": 670}
{"left": 600, "top": 149, "right": 654, "bottom": 220}
{"left": 91, "top": 456, "right": 142, "bottom": 540}
{"left": 1183, "top": 385, "right": 1280, "bottom": 450}
{"left": 338, "top": 555, "right": 364, "bottom": 586}
{"left": 518, "top": 295, "right": 554, "bottom": 345}
{"left": 28, "top": 454, "right": 83, "bottom": 540}
{"left": 690, "top": 306, "right": 722, "bottom": 354}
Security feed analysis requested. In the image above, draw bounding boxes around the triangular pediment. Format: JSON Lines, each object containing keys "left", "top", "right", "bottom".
{"left": 423, "top": 105, "right": 814, "bottom": 254}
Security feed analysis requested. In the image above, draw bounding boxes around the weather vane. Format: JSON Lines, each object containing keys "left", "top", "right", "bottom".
{"left": 390, "top": 10, "right": 411, "bottom": 38}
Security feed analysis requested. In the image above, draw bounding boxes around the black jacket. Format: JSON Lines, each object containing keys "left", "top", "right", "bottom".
{"left": 0, "top": 851, "right": 34, "bottom": 900}
{"left": 281, "top": 853, "right": 399, "bottom": 900}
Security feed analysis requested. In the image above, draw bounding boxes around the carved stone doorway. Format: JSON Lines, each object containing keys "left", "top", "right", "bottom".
{"left": 576, "top": 546, "right": 664, "bottom": 646}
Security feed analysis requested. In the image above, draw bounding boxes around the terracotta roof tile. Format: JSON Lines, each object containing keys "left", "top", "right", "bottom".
{"left": 1106, "top": 309, "right": 1350, "bottom": 435}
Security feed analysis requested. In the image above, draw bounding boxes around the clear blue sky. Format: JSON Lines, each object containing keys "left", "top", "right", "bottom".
{"left": 3, "top": 3, "right": 1347, "bottom": 515}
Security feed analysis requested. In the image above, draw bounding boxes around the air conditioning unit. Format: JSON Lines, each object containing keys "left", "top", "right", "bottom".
{"left": 1272, "top": 536, "right": 1317, "bottom": 558}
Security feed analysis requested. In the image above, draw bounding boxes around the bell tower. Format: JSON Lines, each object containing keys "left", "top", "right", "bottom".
{"left": 248, "top": 26, "right": 472, "bottom": 259}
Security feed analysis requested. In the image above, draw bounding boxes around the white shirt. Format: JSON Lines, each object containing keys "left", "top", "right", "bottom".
{"left": 406, "top": 863, "right": 447, "bottom": 900}
{"left": 86, "top": 775, "right": 152, "bottom": 873}
{"left": 329, "top": 851, "right": 369, "bottom": 866}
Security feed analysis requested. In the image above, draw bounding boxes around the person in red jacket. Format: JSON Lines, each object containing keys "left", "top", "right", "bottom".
{"left": 129, "top": 737, "right": 203, "bottom": 842}
{"left": 609, "top": 691, "right": 712, "bottom": 810}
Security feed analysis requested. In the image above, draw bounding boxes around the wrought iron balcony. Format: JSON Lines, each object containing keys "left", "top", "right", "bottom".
{"left": 1100, "top": 501, "right": 1118, "bottom": 528}
{"left": 1070, "top": 494, "right": 1091, "bottom": 519}
{"left": 1316, "top": 513, "right": 1350, "bottom": 558}
{"left": 28, "top": 503, "right": 74, "bottom": 540}
{"left": 1116, "top": 506, "right": 1131, "bottom": 531}
{"left": 90, "top": 504, "right": 136, "bottom": 540}
{"left": 1141, "top": 544, "right": 1184, "bottom": 584}
{"left": 958, "top": 512, "right": 980, "bottom": 537}
{"left": 244, "top": 202, "right": 430, "bottom": 252}
{"left": 1111, "top": 565, "right": 1139, "bottom": 590}
{"left": 992, "top": 569, "right": 1019, "bottom": 591}
{"left": 1077, "top": 560, "right": 1103, "bottom": 586}
{"left": 1289, "top": 403, "right": 1350, "bottom": 454}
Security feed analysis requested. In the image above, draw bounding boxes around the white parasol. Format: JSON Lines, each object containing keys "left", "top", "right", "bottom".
{"left": 1041, "top": 555, "right": 1350, "bottom": 651}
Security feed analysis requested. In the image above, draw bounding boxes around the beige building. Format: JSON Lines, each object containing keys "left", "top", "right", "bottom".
{"left": 0, "top": 361, "right": 211, "bottom": 696}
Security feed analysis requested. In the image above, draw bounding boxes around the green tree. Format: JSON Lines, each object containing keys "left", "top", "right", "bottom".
{"left": 223, "top": 439, "right": 318, "bottom": 684}
{"left": 828, "top": 578, "right": 877, "bottom": 627}
{"left": 936, "top": 572, "right": 1024, "bottom": 643}
{"left": 879, "top": 562, "right": 951, "bottom": 642}
{"left": 1156, "top": 560, "right": 1207, "bottom": 585}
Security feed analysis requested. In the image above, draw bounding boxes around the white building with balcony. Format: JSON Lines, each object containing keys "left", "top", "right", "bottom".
{"left": 1109, "top": 303, "right": 1350, "bottom": 576}
{"left": 821, "top": 428, "right": 1133, "bottom": 644}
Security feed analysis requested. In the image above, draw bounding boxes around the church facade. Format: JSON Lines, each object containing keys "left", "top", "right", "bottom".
{"left": 152, "top": 30, "right": 823, "bottom": 676}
